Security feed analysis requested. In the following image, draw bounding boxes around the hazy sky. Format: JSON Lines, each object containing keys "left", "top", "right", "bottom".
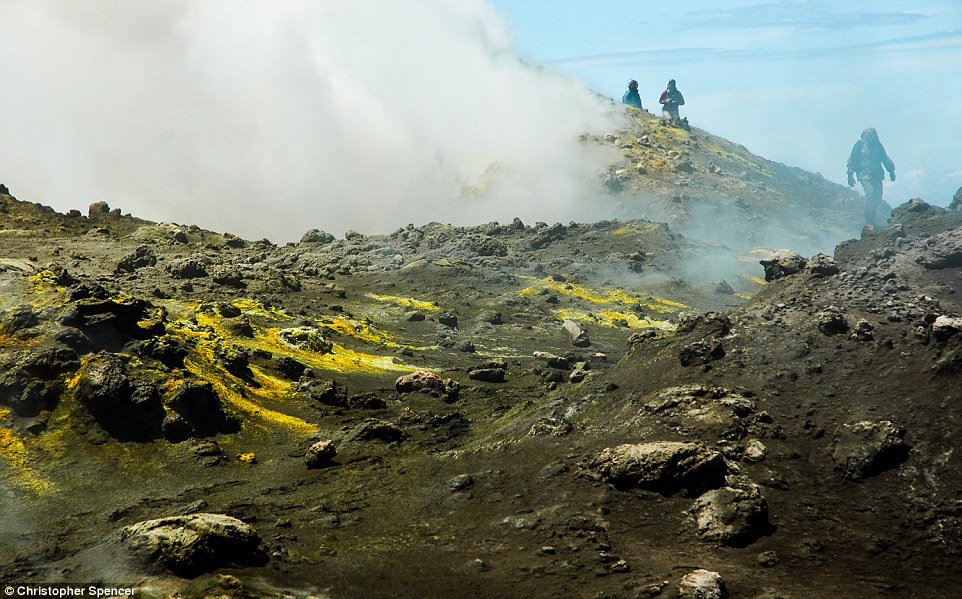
{"left": 493, "top": 0, "right": 962, "bottom": 207}
{"left": 1, "top": 1, "right": 959, "bottom": 242}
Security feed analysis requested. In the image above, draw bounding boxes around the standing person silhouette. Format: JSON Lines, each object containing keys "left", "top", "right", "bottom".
{"left": 847, "top": 127, "right": 896, "bottom": 228}
{"left": 658, "top": 79, "right": 684, "bottom": 120}
{"left": 622, "top": 80, "right": 642, "bottom": 109}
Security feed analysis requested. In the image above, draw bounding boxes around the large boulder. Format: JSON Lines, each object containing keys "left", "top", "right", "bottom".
{"left": 586, "top": 442, "right": 727, "bottom": 495}
{"left": 165, "top": 257, "right": 210, "bottom": 279}
{"left": 120, "top": 513, "right": 266, "bottom": 577}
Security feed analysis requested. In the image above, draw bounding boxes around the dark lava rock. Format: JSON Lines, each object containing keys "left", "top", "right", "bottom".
{"left": 759, "top": 249, "right": 807, "bottom": 282}
{"left": 346, "top": 392, "right": 386, "bottom": 410}
{"left": 343, "top": 419, "right": 406, "bottom": 443}
{"left": 679, "top": 339, "right": 725, "bottom": 367}
{"left": 1, "top": 304, "right": 40, "bottom": 333}
{"left": 300, "top": 229, "right": 336, "bottom": 244}
{"left": 167, "top": 380, "right": 238, "bottom": 439}
{"left": 916, "top": 228, "right": 962, "bottom": 270}
{"left": 166, "top": 257, "right": 209, "bottom": 279}
{"left": 210, "top": 266, "right": 246, "bottom": 288}
{"left": 120, "top": 513, "right": 266, "bottom": 577}
{"left": 75, "top": 352, "right": 164, "bottom": 440}
{"left": 529, "top": 223, "right": 566, "bottom": 250}
{"left": 832, "top": 420, "right": 909, "bottom": 481}
{"left": 468, "top": 359, "right": 508, "bottom": 383}
{"left": 115, "top": 245, "right": 157, "bottom": 273}
{"left": 806, "top": 252, "right": 840, "bottom": 277}
{"left": 275, "top": 356, "right": 307, "bottom": 381}
{"left": 136, "top": 335, "right": 189, "bottom": 368}
{"left": 817, "top": 308, "right": 850, "bottom": 336}
{"left": 298, "top": 372, "right": 348, "bottom": 407}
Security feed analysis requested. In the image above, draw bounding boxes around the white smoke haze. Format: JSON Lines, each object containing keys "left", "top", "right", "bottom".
{"left": 0, "top": 0, "right": 618, "bottom": 243}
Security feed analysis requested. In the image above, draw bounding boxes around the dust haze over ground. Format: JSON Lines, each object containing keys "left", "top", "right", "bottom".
{"left": 0, "top": 0, "right": 618, "bottom": 243}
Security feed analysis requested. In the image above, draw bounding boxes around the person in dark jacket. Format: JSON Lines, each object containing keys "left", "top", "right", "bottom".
{"left": 847, "top": 127, "right": 895, "bottom": 228}
{"left": 622, "top": 80, "right": 642, "bottom": 109}
{"left": 658, "top": 79, "right": 684, "bottom": 119}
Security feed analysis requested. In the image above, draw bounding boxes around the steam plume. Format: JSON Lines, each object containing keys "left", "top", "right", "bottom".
{"left": 0, "top": 0, "right": 616, "bottom": 242}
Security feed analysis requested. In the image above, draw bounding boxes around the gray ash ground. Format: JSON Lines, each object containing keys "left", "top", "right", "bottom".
{"left": 2, "top": 160, "right": 962, "bottom": 596}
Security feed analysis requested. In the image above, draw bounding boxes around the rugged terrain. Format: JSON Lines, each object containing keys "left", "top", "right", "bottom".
{"left": 2, "top": 110, "right": 962, "bottom": 599}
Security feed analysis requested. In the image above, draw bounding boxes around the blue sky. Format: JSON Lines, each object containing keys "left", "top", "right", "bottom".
{"left": 492, "top": 0, "right": 962, "bottom": 206}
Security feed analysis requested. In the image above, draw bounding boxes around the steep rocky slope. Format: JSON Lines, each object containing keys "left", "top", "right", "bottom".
{"left": 1, "top": 114, "right": 958, "bottom": 598}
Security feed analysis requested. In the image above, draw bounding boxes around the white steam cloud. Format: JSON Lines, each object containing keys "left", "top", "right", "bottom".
{"left": 0, "top": 0, "right": 618, "bottom": 242}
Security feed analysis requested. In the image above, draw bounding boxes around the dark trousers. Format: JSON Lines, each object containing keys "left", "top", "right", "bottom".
{"left": 859, "top": 177, "right": 883, "bottom": 227}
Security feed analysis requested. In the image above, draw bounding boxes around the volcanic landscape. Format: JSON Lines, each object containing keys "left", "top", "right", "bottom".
{"left": 2, "top": 109, "right": 962, "bottom": 598}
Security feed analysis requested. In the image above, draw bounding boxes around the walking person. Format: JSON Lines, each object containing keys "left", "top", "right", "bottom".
{"left": 847, "top": 127, "right": 896, "bottom": 228}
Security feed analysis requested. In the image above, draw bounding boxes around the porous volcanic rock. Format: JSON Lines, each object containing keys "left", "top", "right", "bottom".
{"left": 832, "top": 420, "right": 909, "bottom": 481}
{"left": 586, "top": 441, "right": 728, "bottom": 495}
{"left": 120, "top": 513, "right": 266, "bottom": 577}
{"left": 691, "top": 482, "right": 771, "bottom": 547}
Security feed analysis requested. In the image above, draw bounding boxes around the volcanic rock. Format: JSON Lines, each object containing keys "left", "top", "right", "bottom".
{"left": 832, "top": 420, "right": 909, "bottom": 481}
{"left": 395, "top": 370, "right": 459, "bottom": 399}
{"left": 120, "top": 513, "right": 266, "bottom": 577}
{"left": 586, "top": 441, "right": 728, "bottom": 495}
{"left": 691, "top": 482, "right": 771, "bottom": 547}
{"left": 304, "top": 440, "right": 337, "bottom": 468}
{"left": 932, "top": 315, "right": 962, "bottom": 341}
{"left": 916, "top": 228, "right": 962, "bottom": 270}
{"left": 115, "top": 245, "right": 157, "bottom": 273}
{"left": 562, "top": 319, "right": 591, "bottom": 347}
{"left": 759, "top": 249, "right": 807, "bottom": 282}
{"left": 678, "top": 569, "right": 727, "bottom": 599}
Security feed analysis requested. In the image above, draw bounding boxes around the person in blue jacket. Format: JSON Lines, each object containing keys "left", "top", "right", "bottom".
{"left": 847, "top": 126, "right": 895, "bottom": 228}
{"left": 622, "top": 80, "right": 642, "bottom": 109}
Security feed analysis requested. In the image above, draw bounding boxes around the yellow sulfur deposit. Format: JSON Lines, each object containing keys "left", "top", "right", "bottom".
{"left": 366, "top": 293, "right": 440, "bottom": 311}
{"left": 0, "top": 425, "right": 52, "bottom": 494}
{"left": 612, "top": 222, "right": 660, "bottom": 236}
{"left": 519, "top": 277, "right": 688, "bottom": 315}
{"left": 555, "top": 308, "right": 676, "bottom": 332}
